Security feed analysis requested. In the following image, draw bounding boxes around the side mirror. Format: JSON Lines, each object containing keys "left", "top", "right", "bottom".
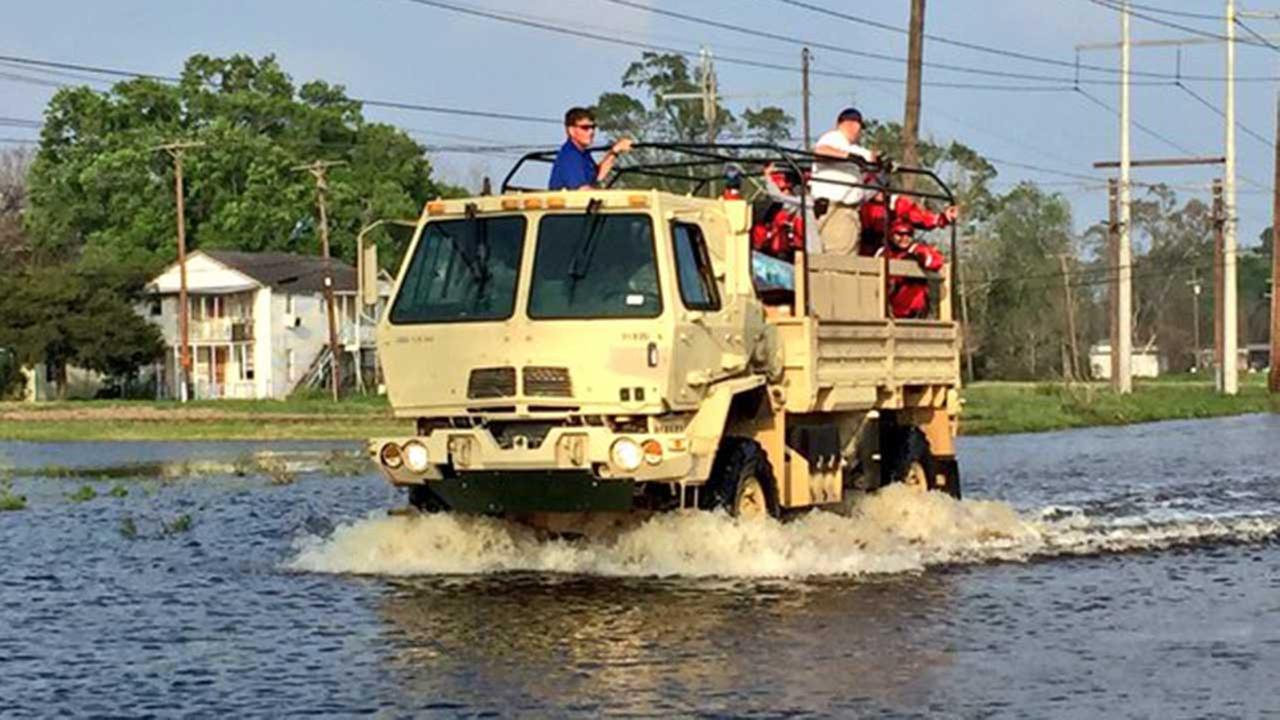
{"left": 361, "top": 242, "right": 379, "bottom": 308}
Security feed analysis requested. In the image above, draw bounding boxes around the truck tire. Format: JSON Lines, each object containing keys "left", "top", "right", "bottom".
{"left": 704, "top": 438, "right": 780, "bottom": 519}
{"left": 882, "top": 426, "right": 959, "bottom": 498}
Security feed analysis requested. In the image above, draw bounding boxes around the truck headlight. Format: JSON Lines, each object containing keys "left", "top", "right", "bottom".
{"left": 610, "top": 438, "right": 643, "bottom": 472}
{"left": 402, "top": 441, "right": 430, "bottom": 473}
{"left": 379, "top": 442, "right": 403, "bottom": 469}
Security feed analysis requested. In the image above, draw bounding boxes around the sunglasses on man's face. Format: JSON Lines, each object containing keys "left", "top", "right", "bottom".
{"left": 574, "top": 123, "right": 597, "bottom": 131}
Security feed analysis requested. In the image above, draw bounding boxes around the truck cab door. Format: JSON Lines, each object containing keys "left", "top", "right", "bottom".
{"left": 669, "top": 221, "right": 740, "bottom": 402}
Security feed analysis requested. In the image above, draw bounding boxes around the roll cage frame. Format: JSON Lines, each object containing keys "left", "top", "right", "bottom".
{"left": 499, "top": 142, "right": 959, "bottom": 321}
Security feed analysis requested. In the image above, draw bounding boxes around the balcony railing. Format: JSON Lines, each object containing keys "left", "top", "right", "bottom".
{"left": 339, "top": 323, "right": 376, "bottom": 348}
{"left": 191, "top": 318, "right": 254, "bottom": 342}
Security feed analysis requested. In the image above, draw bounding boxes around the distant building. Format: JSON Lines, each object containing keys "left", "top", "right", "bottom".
{"left": 144, "top": 250, "right": 390, "bottom": 400}
{"left": 1088, "top": 343, "right": 1167, "bottom": 380}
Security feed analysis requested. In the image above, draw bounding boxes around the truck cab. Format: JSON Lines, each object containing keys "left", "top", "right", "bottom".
{"left": 370, "top": 144, "right": 962, "bottom": 528}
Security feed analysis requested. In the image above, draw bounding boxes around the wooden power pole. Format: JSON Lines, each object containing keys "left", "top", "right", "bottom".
{"left": 1108, "top": 178, "right": 1121, "bottom": 388}
{"left": 1271, "top": 90, "right": 1280, "bottom": 393}
{"left": 902, "top": 0, "right": 926, "bottom": 189}
{"left": 1214, "top": 178, "right": 1226, "bottom": 387}
{"left": 295, "top": 160, "right": 346, "bottom": 402}
{"left": 1058, "top": 254, "right": 1081, "bottom": 381}
{"left": 155, "top": 140, "right": 203, "bottom": 402}
{"left": 801, "top": 48, "right": 812, "bottom": 150}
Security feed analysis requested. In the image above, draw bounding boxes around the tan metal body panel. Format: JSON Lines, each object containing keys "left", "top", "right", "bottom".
{"left": 373, "top": 188, "right": 962, "bottom": 514}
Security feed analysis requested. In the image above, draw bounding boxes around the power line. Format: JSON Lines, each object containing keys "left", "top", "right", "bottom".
{"left": 1087, "top": 0, "right": 1275, "bottom": 48}
{"left": 775, "top": 0, "right": 1278, "bottom": 82}
{"left": 1110, "top": 1, "right": 1225, "bottom": 22}
{"left": 0, "top": 53, "right": 563, "bottom": 126}
{"left": 1073, "top": 86, "right": 1202, "bottom": 156}
{"left": 599, "top": 0, "right": 1144, "bottom": 87}
{"left": 392, "top": 0, "right": 1085, "bottom": 92}
{"left": 1233, "top": 15, "right": 1280, "bottom": 53}
{"left": 1174, "top": 81, "right": 1271, "bottom": 149}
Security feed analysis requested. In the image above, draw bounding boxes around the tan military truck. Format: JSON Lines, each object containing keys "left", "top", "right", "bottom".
{"left": 368, "top": 144, "right": 962, "bottom": 529}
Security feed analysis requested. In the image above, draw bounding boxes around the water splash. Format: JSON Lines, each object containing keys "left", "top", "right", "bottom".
{"left": 286, "top": 484, "right": 1280, "bottom": 579}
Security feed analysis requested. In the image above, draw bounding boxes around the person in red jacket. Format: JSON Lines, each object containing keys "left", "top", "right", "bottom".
{"left": 859, "top": 172, "right": 958, "bottom": 257}
{"left": 749, "top": 164, "right": 813, "bottom": 261}
{"left": 877, "top": 220, "right": 946, "bottom": 319}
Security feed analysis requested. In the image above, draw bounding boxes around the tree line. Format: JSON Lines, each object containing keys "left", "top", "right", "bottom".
{"left": 1, "top": 51, "right": 1274, "bottom": 397}
{"left": 0, "top": 54, "right": 460, "bottom": 397}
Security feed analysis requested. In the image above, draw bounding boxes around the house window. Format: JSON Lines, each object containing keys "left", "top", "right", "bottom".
{"left": 150, "top": 299, "right": 162, "bottom": 316}
{"left": 286, "top": 349, "right": 295, "bottom": 383}
{"left": 243, "top": 345, "right": 255, "bottom": 381}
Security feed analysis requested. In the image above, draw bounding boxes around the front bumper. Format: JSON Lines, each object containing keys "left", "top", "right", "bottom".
{"left": 368, "top": 425, "right": 698, "bottom": 487}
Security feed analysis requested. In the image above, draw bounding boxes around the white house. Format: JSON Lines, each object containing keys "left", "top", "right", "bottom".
{"left": 1088, "top": 342, "right": 1167, "bottom": 380}
{"left": 145, "top": 250, "right": 390, "bottom": 400}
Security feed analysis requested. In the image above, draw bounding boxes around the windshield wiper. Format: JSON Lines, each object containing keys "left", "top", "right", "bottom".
{"left": 567, "top": 198, "right": 606, "bottom": 283}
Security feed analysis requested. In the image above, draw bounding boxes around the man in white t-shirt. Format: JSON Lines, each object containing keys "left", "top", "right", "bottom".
{"left": 811, "top": 107, "right": 876, "bottom": 254}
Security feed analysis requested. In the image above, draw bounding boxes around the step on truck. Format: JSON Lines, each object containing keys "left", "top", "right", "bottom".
{"left": 367, "top": 144, "right": 963, "bottom": 532}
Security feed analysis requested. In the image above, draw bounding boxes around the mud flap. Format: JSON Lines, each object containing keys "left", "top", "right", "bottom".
{"left": 934, "top": 457, "right": 962, "bottom": 500}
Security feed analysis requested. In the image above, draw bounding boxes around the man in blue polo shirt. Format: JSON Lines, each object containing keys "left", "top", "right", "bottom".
{"left": 548, "top": 107, "right": 633, "bottom": 190}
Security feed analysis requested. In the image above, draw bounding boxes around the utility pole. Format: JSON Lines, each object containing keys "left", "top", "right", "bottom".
{"left": 1058, "top": 254, "right": 1081, "bottom": 381}
{"left": 155, "top": 140, "right": 203, "bottom": 402}
{"left": 1118, "top": 0, "right": 1134, "bottom": 394}
{"left": 1188, "top": 269, "right": 1203, "bottom": 369}
{"left": 1109, "top": 178, "right": 1121, "bottom": 388}
{"left": 700, "top": 47, "right": 718, "bottom": 144}
{"left": 902, "top": 0, "right": 926, "bottom": 189}
{"left": 801, "top": 48, "right": 812, "bottom": 149}
{"left": 1272, "top": 90, "right": 1280, "bottom": 392}
{"left": 294, "top": 160, "right": 346, "bottom": 402}
{"left": 1214, "top": 178, "right": 1226, "bottom": 386}
{"left": 1224, "top": 0, "right": 1240, "bottom": 395}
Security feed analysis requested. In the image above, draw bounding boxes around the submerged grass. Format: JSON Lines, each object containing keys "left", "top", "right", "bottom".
{"left": 0, "top": 478, "right": 25, "bottom": 511}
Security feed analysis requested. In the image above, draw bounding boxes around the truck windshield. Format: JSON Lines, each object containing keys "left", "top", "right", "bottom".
{"left": 528, "top": 214, "right": 661, "bottom": 319}
{"left": 388, "top": 216, "right": 526, "bottom": 324}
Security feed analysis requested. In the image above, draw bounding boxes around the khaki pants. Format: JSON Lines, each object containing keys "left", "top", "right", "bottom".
{"left": 817, "top": 203, "right": 861, "bottom": 254}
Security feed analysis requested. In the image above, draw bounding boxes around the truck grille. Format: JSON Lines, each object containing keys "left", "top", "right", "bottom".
{"left": 523, "top": 366, "right": 572, "bottom": 397}
{"left": 467, "top": 367, "right": 516, "bottom": 398}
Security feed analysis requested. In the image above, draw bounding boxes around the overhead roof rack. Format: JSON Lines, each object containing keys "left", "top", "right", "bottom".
{"left": 500, "top": 142, "right": 954, "bottom": 206}
{"left": 498, "top": 142, "right": 961, "bottom": 319}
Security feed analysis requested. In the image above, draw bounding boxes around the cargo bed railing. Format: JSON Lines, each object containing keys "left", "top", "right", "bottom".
{"left": 499, "top": 142, "right": 959, "bottom": 325}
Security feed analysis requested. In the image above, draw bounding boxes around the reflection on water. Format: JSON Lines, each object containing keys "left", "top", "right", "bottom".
{"left": 376, "top": 573, "right": 960, "bottom": 716}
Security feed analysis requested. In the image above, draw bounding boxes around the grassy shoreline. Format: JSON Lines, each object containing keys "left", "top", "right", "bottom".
{"left": 960, "top": 377, "right": 1278, "bottom": 436}
{"left": 0, "top": 378, "right": 1275, "bottom": 442}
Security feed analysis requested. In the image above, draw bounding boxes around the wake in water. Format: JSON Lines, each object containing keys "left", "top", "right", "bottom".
{"left": 286, "top": 484, "right": 1280, "bottom": 579}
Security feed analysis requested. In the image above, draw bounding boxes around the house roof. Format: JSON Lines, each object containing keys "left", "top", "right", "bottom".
{"left": 201, "top": 250, "right": 357, "bottom": 294}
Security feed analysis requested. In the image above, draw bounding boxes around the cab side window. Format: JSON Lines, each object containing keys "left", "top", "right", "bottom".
{"left": 671, "top": 223, "right": 721, "bottom": 311}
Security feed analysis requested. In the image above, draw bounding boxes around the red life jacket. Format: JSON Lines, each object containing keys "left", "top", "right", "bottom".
{"left": 750, "top": 204, "right": 805, "bottom": 261}
{"left": 876, "top": 241, "right": 945, "bottom": 319}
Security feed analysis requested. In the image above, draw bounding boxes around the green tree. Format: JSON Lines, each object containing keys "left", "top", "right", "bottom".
{"left": 967, "top": 183, "right": 1077, "bottom": 379}
{"left": 25, "top": 54, "right": 461, "bottom": 274}
{"left": 0, "top": 266, "right": 163, "bottom": 397}
{"left": 592, "top": 53, "right": 794, "bottom": 191}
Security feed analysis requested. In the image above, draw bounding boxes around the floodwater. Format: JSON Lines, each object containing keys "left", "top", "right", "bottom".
{"left": 2, "top": 415, "right": 1279, "bottom": 717}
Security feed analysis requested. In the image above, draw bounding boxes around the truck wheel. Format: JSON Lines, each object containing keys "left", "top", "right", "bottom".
{"left": 704, "top": 438, "right": 779, "bottom": 519}
{"left": 883, "top": 426, "right": 942, "bottom": 494}
{"left": 408, "top": 485, "right": 448, "bottom": 513}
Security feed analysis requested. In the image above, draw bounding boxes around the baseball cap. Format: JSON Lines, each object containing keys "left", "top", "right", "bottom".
{"left": 837, "top": 107, "right": 863, "bottom": 124}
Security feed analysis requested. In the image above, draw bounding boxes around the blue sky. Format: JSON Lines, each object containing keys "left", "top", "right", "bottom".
{"left": 4, "top": 0, "right": 1280, "bottom": 244}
